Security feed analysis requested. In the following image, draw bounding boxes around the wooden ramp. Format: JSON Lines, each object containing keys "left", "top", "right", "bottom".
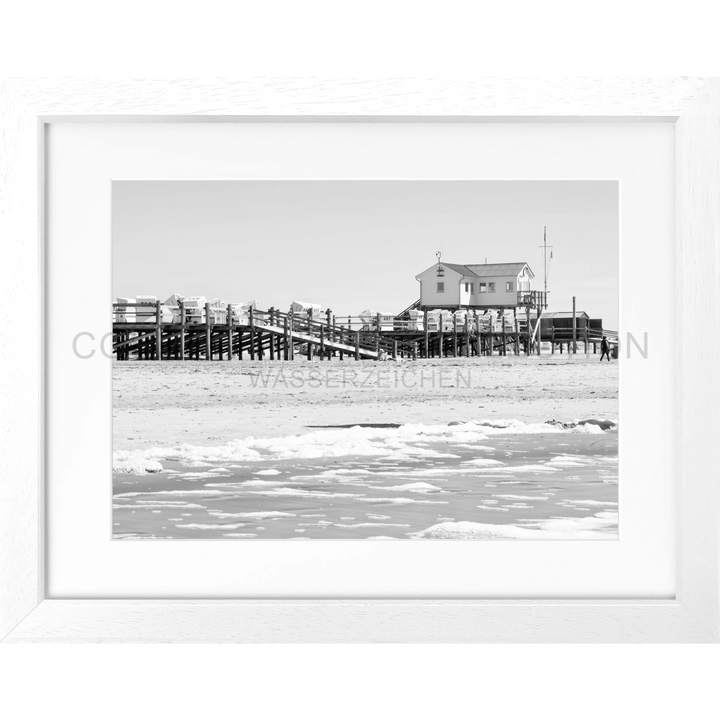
{"left": 261, "top": 321, "right": 380, "bottom": 360}
{"left": 111, "top": 302, "right": 401, "bottom": 361}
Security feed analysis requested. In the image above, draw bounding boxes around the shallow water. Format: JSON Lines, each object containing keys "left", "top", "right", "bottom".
{"left": 113, "top": 426, "right": 618, "bottom": 540}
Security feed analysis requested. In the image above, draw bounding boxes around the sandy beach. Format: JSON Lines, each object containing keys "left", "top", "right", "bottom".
{"left": 114, "top": 354, "right": 618, "bottom": 451}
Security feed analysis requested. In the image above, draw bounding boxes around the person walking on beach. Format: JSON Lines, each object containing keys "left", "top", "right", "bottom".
{"left": 600, "top": 335, "right": 611, "bottom": 362}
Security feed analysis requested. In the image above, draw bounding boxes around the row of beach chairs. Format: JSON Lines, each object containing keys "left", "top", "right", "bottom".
{"left": 360, "top": 309, "right": 519, "bottom": 333}
{"left": 113, "top": 296, "right": 326, "bottom": 326}
{"left": 114, "top": 295, "right": 521, "bottom": 334}
{"left": 113, "top": 295, "right": 261, "bottom": 325}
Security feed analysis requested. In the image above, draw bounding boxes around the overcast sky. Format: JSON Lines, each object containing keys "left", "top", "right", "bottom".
{"left": 113, "top": 180, "right": 618, "bottom": 327}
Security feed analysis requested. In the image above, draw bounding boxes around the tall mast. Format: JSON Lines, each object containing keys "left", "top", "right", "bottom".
{"left": 538, "top": 227, "right": 553, "bottom": 308}
{"left": 543, "top": 226, "right": 547, "bottom": 296}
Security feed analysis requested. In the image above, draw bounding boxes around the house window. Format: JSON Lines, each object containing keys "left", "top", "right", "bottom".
{"left": 506, "top": 281, "right": 513, "bottom": 292}
{"left": 489, "top": 282, "right": 496, "bottom": 293}
{"left": 437, "top": 282, "right": 445, "bottom": 293}
{"left": 479, "top": 283, "right": 487, "bottom": 293}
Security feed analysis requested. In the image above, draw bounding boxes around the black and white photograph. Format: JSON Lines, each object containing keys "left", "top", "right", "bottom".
{"left": 112, "top": 179, "right": 619, "bottom": 540}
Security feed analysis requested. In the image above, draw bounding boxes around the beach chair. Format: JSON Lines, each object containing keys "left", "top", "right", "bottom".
{"left": 135, "top": 295, "right": 158, "bottom": 323}
{"left": 163, "top": 294, "right": 185, "bottom": 323}
{"left": 208, "top": 298, "right": 228, "bottom": 324}
{"left": 114, "top": 297, "right": 135, "bottom": 323}
{"left": 183, "top": 296, "right": 207, "bottom": 324}
{"left": 358, "top": 309, "right": 375, "bottom": 332}
{"left": 439, "top": 310, "right": 454, "bottom": 332}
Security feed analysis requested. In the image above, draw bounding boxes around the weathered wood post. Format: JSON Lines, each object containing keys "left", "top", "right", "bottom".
{"left": 551, "top": 326, "right": 555, "bottom": 354}
{"left": 475, "top": 312, "right": 481, "bottom": 357}
{"left": 336, "top": 316, "right": 343, "bottom": 361}
{"left": 288, "top": 309, "right": 294, "bottom": 361}
{"left": 488, "top": 314, "right": 494, "bottom": 357}
{"left": 584, "top": 326, "right": 589, "bottom": 354}
{"left": 438, "top": 313, "right": 444, "bottom": 358}
{"left": 179, "top": 300, "right": 186, "bottom": 361}
{"left": 513, "top": 309, "right": 520, "bottom": 356}
{"left": 536, "top": 307, "right": 542, "bottom": 355}
{"left": 572, "top": 296, "right": 577, "bottom": 354}
{"left": 453, "top": 316, "right": 458, "bottom": 357}
{"left": 423, "top": 309, "right": 429, "bottom": 359}
{"left": 465, "top": 310, "right": 470, "bottom": 357}
{"left": 279, "top": 310, "right": 283, "bottom": 357}
{"left": 226, "top": 305, "right": 233, "bottom": 360}
{"left": 392, "top": 339, "right": 398, "bottom": 360}
{"left": 283, "top": 314, "right": 289, "bottom": 361}
{"left": 204, "top": 301, "right": 212, "bottom": 361}
{"left": 307, "top": 309, "right": 314, "bottom": 360}
{"left": 501, "top": 317, "right": 507, "bottom": 356}
{"left": 375, "top": 312, "right": 381, "bottom": 361}
{"left": 355, "top": 330, "right": 360, "bottom": 361}
{"left": 525, "top": 306, "right": 531, "bottom": 356}
{"left": 249, "top": 305, "right": 255, "bottom": 361}
{"left": 257, "top": 309, "right": 265, "bottom": 361}
{"left": 319, "top": 325, "right": 325, "bottom": 360}
{"left": 268, "top": 307, "right": 275, "bottom": 360}
{"left": 275, "top": 310, "right": 281, "bottom": 357}
{"left": 155, "top": 300, "right": 162, "bottom": 361}
{"left": 325, "top": 308, "right": 332, "bottom": 360}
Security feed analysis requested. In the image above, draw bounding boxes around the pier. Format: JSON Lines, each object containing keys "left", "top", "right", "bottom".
{"left": 112, "top": 298, "right": 614, "bottom": 361}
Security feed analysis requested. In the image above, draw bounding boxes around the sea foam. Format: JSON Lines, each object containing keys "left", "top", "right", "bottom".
{"left": 410, "top": 511, "right": 618, "bottom": 540}
{"left": 113, "top": 420, "right": 617, "bottom": 474}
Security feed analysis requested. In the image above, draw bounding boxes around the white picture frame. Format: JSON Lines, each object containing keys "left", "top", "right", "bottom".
{"left": 0, "top": 78, "right": 717, "bottom": 643}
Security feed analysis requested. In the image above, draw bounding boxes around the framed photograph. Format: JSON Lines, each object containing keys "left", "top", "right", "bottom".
{"left": 1, "top": 78, "right": 718, "bottom": 642}
{"left": 111, "top": 178, "right": 621, "bottom": 544}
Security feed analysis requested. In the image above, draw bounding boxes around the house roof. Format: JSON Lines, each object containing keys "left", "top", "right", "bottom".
{"left": 464, "top": 262, "right": 533, "bottom": 278}
{"left": 439, "top": 263, "right": 473, "bottom": 276}
{"left": 416, "top": 261, "right": 534, "bottom": 280}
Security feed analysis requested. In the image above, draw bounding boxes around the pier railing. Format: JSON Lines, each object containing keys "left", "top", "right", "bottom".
{"left": 517, "top": 290, "right": 549, "bottom": 309}
{"left": 111, "top": 301, "right": 610, "bottom": 361}
{"left": 112, "top": 301, "right": 421, "bottom": 362}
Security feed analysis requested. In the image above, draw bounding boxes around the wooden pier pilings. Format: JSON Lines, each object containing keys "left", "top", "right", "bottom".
{"left": 112, "top": 302, "right": 611, "bottom": 361}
